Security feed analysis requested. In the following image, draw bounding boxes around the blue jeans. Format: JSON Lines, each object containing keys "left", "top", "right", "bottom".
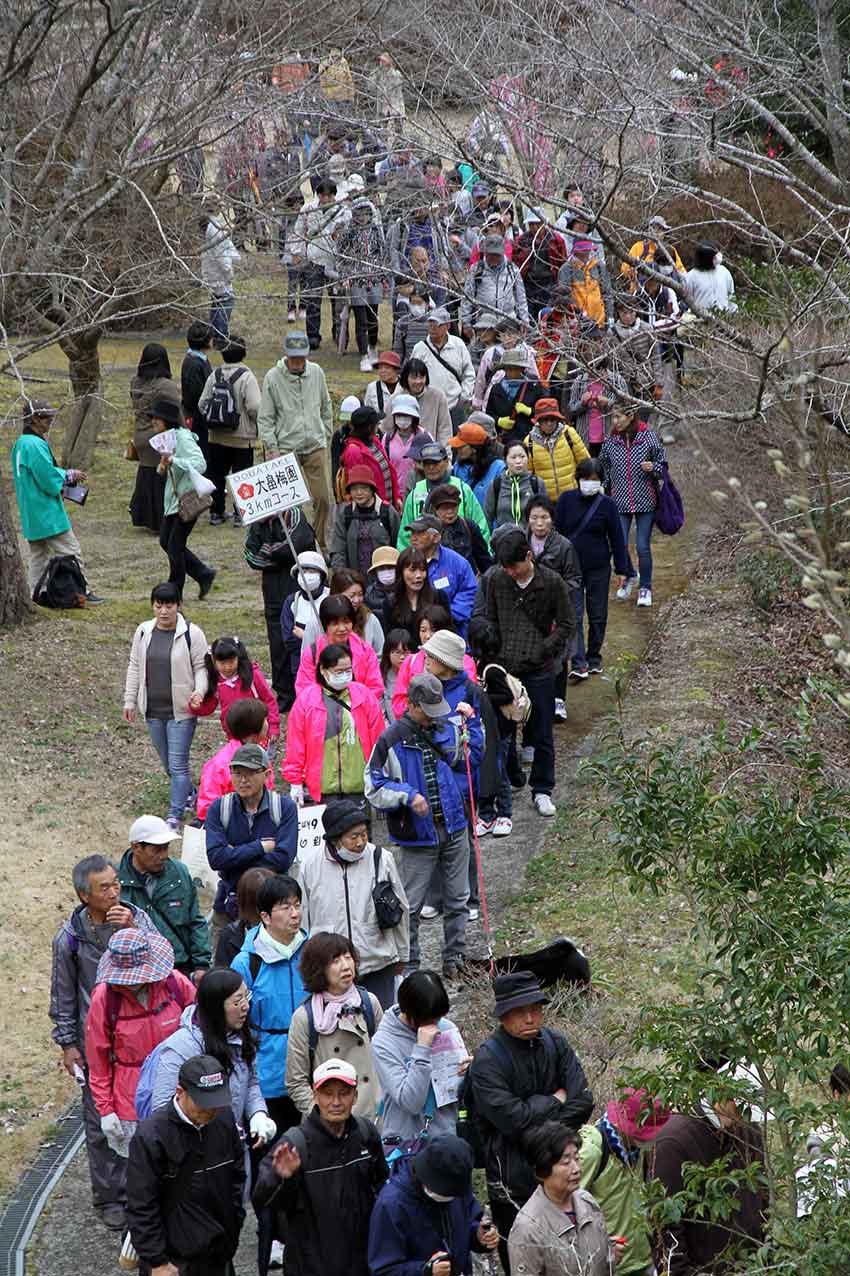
{"left": 573, "top": 566, "right": 611, "bottom": 669}
{"left": 145, "top": 717, "right": 197, "bottom": 820}
{"left": 479, "top": 736, "right": 513, "bottom": 820}
{"left": 619, "top": 511, "right": 655, "bottom": 589}
{"left": 209, "top": 292, "right": 235, "bottom": 344}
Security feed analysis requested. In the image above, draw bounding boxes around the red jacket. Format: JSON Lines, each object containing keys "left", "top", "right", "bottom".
{"left": 341, "top": 436, "right": 400, "bottom": 506}
{"left": 190, "top": 661, "right": 280, "bottom": 738}
{"left": 85, "top": 972, "right": 196, "bottom": 1119}
{"left": 281, "top": 681, "right": 385, "bottom": 801}
{"left": 295, "top": 631, "right": 384, "bottom": 701}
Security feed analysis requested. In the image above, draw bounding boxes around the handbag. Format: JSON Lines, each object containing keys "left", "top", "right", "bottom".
{"left": 652, "top": 462, "right": 684, "bottom": 535}
{"left": 372, "top": 844, "right": 404, "bottom": 930}
{"left": 124, "top": 440, "right": 139, "bottom": 461}
{"left": 169, "top": 470, "right": 212, "bottom": 523}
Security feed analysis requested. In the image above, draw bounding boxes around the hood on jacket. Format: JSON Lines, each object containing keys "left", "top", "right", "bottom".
{"left": 380, "top": 1004, "right": 418, "bottom": 1051}
{"left": 528, "top": 421, "right": 566, "bottom": 450}
{"left": 351, "top": 197, "right": 378, "bottom": 223}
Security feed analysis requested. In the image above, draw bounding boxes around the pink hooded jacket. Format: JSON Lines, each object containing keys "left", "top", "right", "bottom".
{"left": 295, "top": 631, "right": 384, "bottom": 701}
{"left": 282, "top": 681, "right": 385, "bottom": 802}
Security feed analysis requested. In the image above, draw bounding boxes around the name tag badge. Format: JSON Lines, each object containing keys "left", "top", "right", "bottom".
{"left": 434, "top": 577, "right": 450, "bottom": 590}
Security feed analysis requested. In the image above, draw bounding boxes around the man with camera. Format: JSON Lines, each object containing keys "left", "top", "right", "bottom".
{"left": 10, "top": 398, "right": 103, "bottom": 602}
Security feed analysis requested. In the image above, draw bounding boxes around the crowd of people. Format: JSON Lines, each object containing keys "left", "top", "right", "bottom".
{"left": 12, "top": 85, "right": 806, "bottom": 1276}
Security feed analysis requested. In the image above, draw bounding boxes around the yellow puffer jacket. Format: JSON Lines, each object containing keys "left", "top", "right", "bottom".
{"left": 527, "top": 423, "right": 591, "bottom": 499}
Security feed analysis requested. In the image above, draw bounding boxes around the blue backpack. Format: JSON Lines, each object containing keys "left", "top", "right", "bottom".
{"left": 134, "top": 1035, "right": 176, "bottom": 1121}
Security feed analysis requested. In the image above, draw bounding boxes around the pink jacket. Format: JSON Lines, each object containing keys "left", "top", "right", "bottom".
{"left": 282, "top": 681, "right": 385, "bottom": 801}
{"left": 341, "top": 436, "right": 400, "bottom": 507}
{"left": 190, "top": 661, "right": 280, "bottom": 738}
{"left": 85, "top": 972, "right": 196, "bottom": 1119}
{"left": 391, "top": 648, "right": 477, "bottom": 719}
{"left": 296, "top": 631, "right": 384, "bottom": 701}
{"left": 197, "top": 737, "right": 274, "bottom": 820}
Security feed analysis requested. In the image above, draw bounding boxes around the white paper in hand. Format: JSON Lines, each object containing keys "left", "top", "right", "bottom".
{"left": 148, "top": 429, "right": 177, "bottom": 455}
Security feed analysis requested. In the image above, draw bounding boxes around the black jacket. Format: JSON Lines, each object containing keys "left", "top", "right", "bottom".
{"left": 253, "top": 1108, "right": 388, "bottom": 1276}
{"left": 126, "top": 1102, "right": 246, "bottom": 1268}
{"left": 244, "top": 508, "right": 317, "bottom": 607}
{"left": 431, "top": 517, "right": 493, "bottom": 576}
{"left": 467, "top": 1025, "right": 593, "bottom": 1205}
{"left": 181, "top": 352, "right": 211, "bottom": 423}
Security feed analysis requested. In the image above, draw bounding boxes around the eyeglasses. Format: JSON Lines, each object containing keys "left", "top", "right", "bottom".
{"left": 230, "top": 991, "right": 253, "bottom": 1009}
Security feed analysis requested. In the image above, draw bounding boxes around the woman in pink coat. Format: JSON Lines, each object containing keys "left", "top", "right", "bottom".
{"left": 283, "top": 643, "right": 385, "bottom": 804}
{"left": 295, "top": 595, "right": 384, "bottom": 700}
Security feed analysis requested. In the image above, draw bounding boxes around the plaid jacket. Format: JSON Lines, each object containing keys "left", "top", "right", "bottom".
{"left": 484, "top": 563, "right": 575, "bottom": 675}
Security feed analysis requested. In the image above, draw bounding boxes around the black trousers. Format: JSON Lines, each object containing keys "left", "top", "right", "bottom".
{"left": 302, "top": 264, "right": 343, "bottom": 345}
{"left": 262, "top": 574, "right": 296, "bottom": 711}
{"left": 159, "top": 514, "right": 213, "bottom": 594}
{"left": 141, "top": 1260, "right": 235, "bottom": 1276}
{"left": 207, "top": 441, "right": 254, "bottom": 517}
{"left": 257, "top": 1096, "right": 302, "bottom": 1275}
{"left": 489, "top": 1198, "right": 521, "bottom": 1275}
{"left": 353, "top": 303, "right": 379, "bottom": 353}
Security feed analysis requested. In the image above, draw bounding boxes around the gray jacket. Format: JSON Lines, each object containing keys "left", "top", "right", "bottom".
{"left": 328, "top": 497, "right": 401, "bottom": 573}
{"left": 49, "top": 902, "right": 155, "bottom": 1053}
{"left": 462, "top": 259, "right": 529, "bottom": 329}
{"left": 528, "top": 528, "right": 582, "bottom": 590}
{"left": 371, "top": 1005, "right": 464, "bottom": 1143}
{"left": 150, "top": 1003, "right": 266, "bottom": 1126}
{"left": 608, "top": 318, "right": 663, "bottom": 392}
{"left": 299, "top": 843, "right": 409, "bottom": 975}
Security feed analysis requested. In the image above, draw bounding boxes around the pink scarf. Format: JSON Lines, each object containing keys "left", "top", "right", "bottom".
{"left": 310, "top": 986, "right": 362, "bottom": 1035}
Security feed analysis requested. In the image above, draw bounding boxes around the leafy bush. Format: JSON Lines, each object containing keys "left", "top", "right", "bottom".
{"left": 736, "top": 549, "right": 800, "bottom": 613}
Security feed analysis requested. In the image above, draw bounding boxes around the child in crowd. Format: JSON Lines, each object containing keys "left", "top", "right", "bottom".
{"left": 380, "top": 627, "right": 411, "bottom": 720}
{"left": 189, "top": 635, "right": 279, "bottom": 752}
{"left": 468, "top": 617, "right": 516, "bottom": 837}
{"left": 393, "top": 284, "right": 432, "bottom": 363}
{"left": 197, "top": 699, "right": 272, "bottom": 820}
{"left": 280, "top": 550, "right": 331, "bottom": 691}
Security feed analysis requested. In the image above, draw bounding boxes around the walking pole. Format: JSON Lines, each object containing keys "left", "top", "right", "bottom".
{"left": 461, "top": 728, "right": 495, "bottom": 974}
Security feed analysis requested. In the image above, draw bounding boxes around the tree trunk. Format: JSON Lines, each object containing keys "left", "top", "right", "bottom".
{"left": 59, "top": 326, "right": 103, "bottom": 470}
{"left": 0, "top": 466, "right": 31, "bottom": 627}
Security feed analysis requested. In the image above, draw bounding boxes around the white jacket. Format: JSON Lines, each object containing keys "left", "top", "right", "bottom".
{"left": 123, "top": 614, "right": 208, "bottom": 720}
{"left": 201, "top": 220, "right": 240, "bottom": 295}
{"left": 292, "top": 200, "right": 351, "bottom": 274}
{"left": 299, "top": 842, "right": 410, "bottom": 973}
{"left": 411, "top": 335, "right": 475, "bottom": 409}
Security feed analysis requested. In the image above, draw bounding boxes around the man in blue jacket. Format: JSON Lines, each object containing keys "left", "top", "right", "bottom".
{"left": 407, "top": 514, "right": 477, "bottom": 636}
{"left": 205, "top": 743, "right": 298, "bottom": 942}
{"left": 10, "top": 398, "right": 102, "bottom": 600}
{"left": 368, "top": 1135, "right": 498, "bottom": 1276}
{"left": 365, "top": 673, "right": 482, "bottom": 981}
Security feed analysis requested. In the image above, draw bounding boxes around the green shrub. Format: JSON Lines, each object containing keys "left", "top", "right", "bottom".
{"left": 736, "top": 549, "right": 799, "bottom": 613}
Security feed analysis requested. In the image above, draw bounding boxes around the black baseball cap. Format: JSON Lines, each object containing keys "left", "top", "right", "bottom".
{"left": 406, "top": 514, "right": 443, "bottom": 534}
{"left": 178, "top": 1055, "right": 231, "bottom": 1109}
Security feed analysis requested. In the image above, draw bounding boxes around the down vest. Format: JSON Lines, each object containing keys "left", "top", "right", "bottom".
{"left": 526, "top": 422, "right": 591, "bottom": 499}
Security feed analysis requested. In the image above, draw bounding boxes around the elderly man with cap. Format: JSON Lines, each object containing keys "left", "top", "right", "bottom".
{"left": 10, "top": 398, "right": 103, "bottom": 601}
{"left": 50, "top": 857, "right": 156, "bottom": 1229}
{"left": 368, "top": 1133, "right": 499, "bottom": 1276}
{"left": 205, "top": 742, "right": 298, "bottom": 940}
{"left": 411, "top": 308, "right": 475, "bottom": 428}
{"left": 365, "top": 349, "right": 403, "bottom": 415}
{"left": 397, "top": 440, "right": 489, "bottom": 552}
{"left": 258, "top": 331, "right": 334, "bottom": 550}
{"left": 464, "top": 971, "right": 594, "bottom": 1271}
{"left": 462, "top": 233, "right": 530, "bottom": 342}
{"left": 126, "top": 1053, "right": 246, "bottom": 1276}
{"left": 254, "top": 1057, "right": 387, "bottom": 1276}
{"left": 481, "top": 346, "right": 547, "bottom": 447}
{"left": 365, "top": 671, "right": 482, "bottom": 980}
{"left": 117, "top": 815, "right": 211, "bottom": 983}
{"left": 330, "top": 463, "right": 401, "bottom": 574}
{"left": 427, "top": 482, "right": 493, "bottom": 575}
{"left": 404, "top": 512, "right": 478, "bottom": 635}
{"left": 578, "top": 1087, "right": 672, "bottom": 1276}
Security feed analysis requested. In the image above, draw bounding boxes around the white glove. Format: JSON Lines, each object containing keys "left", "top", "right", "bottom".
{"left": 100, "top": 1112, "right": 123, "bottom": 1140}
{"left": 289, "top": 784, "right": 304, "bottom": 806}
{"left": 250, "top": 1111, "right": 277, "bottom": 1145}
{"left": 101, "top": 1112, "right": 134, "bottom": 1156}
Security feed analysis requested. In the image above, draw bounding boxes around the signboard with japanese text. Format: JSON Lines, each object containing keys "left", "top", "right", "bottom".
{"left": 227, "top": 453, "right": 310, "bottom": 525}
{"left": 296, "top": 804, "right": 326, "bottom": 868}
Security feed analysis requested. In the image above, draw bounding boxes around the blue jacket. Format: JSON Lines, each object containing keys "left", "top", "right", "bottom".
{"left": 205, "top": 790, "right": 298, "bottom": 912}
{"left": 426, "top": 544, "right": 477, "bottom": 636}
{"left": 365, "top": 713, "right": 480, "bottom": 846}
{"left": 231, "top": 924, "right": 308, "bottom": 1098}
{"left": 454, "top": 457, "right": 506, "bottom": 510}
{"left": 368, "top": 1159, "right": 483, "bottom": 1276}
{"left": 553, "top": 489, "right": 630, "bottom": 575}
{"left": 441, "top": 671, "right": 483, "bottom": 796}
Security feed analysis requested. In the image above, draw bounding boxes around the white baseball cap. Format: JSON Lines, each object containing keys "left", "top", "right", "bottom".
{"left": 128, "top": 815, "right": 180, "bottom": 845}
{"left": 313, "top": 1058, "right": 358, "bottom": 1089}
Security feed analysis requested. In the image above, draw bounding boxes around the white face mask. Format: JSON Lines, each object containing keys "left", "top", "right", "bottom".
{"left": 301, "top": 570, "right": 323, "bottom": 592}
{"left": 336, "top": 846, "right": 363, "bottom": 862}
{"left": 714, "top": 251, "right": 723, "bottom": 266}
{"left": 394, "top": 415, "right": 414, "bottom": 429}
{"left": 410, "top": 305, "right": 427, "bottom": 318}
{"left": 579, "top": 479, "right": 602, "bottom": 496}
{"left": 423, "top": 1186, "right": 455, "bottom": 1203}
{"left": 327, "top": 670, "right": 353, "bottom": 690}
{"left": 377, "top": 568, "right": 396, "bottom": 586}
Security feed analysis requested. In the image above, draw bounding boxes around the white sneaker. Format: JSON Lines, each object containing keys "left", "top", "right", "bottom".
{"left": 554, "top": 697, "right": 567, "bottom": 720}
{"left": 637, "top": 588, "right": 653, "bottom": 607}
{"left": 476, "top": 817, "right": 495, "bottom": 837}
{"left": 533, "top": 793, "right": 556, "bottom": 817}
{"left": 493, "top": 817, "right": 513, "bottom": 836}
{"left": 616, "top": 578, "right": 636, "bottom": 601}
{"left": 420, "top": 905, "right": 440, "bottom": 920}
{"left": 269, "top": 1240, "right": 285, "bottom": 1270}
{"left": 520, "top": 745, "right": 535, "bottom": 765}
{"left": 287, "top": 309, "right": 296, "bottom": 322}
{"left": 359, "top": 354, "right": 373, "bottom": 372}
{"left": 467, "top": 907, "right": 480, "bottom": 921}
{"left": 367, "top": 345, "right": 379, "bottom": 366}
{"left": 297, "top": 307, "right": 307, "bottom": 319}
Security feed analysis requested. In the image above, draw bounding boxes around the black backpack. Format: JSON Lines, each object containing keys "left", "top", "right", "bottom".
{"left": 205, "top": 367, "right": 247, "bottom": 430}
{"left": 32, "top": 554, "right": 87, "bottom": 608}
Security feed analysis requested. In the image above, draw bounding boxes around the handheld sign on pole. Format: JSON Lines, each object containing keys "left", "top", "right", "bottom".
{"left": 227, "top": 452, "right": 311, "bottom": 525}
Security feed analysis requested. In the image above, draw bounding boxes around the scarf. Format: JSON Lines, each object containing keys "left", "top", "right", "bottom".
{"left": 529, "top": 421, "right": 565, "bottom": 452}
{"left": 311, "top": 985, "right": 362, "bottom": 1035}
{"left": 598, "top": 1113, "right": 639, "bottom": 1167}
{"left": 259, "top": 925, "right": 304, "bottom": 961}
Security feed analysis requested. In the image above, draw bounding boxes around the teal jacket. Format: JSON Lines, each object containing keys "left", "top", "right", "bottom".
{"left": 10, "top": 430, "right": 70, "bottom": 541}
{"left": 162, "top": 428, "right": 207, "bottom": 517}
{"left": 397, "top": 472, "right": 490, "bottom": 550}
{"left": 117, "top": 848, "right": 211, "bottom": 972}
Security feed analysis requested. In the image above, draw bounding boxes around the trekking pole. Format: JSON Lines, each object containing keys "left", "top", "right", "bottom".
{"left": 461, "top": 729, "right": 494, "bottom": 974}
